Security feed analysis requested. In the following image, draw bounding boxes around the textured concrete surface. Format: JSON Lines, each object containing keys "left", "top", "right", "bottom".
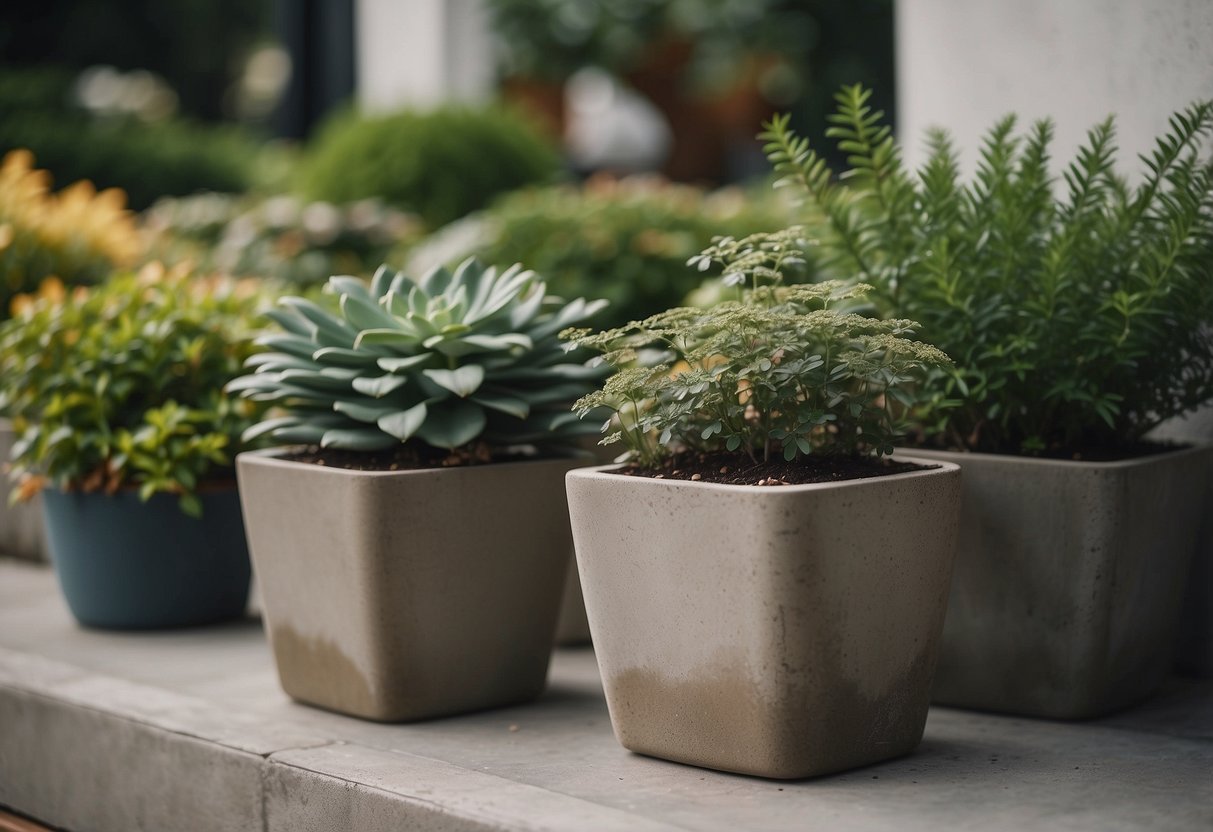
{"left": 237, "top": 450, "right": 577, "bottom": 720}
{"left": 911, "top": 447, "right": 1207, "bottom": 718}
{"left": 0, "top": 558, "right": 1210, "bottom": 831}
{"left": 566, "top": 460, "right": 961, "bottom": 778}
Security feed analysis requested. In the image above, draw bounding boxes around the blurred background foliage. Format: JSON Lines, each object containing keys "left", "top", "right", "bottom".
{"left": 405, "top": 176, "right": 806, "bottom": 328}
{"left": 0, "top": 0, "right": 892, "bottom": 323}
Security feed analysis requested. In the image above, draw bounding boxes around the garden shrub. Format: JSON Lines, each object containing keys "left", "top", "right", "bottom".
{"left": 296, "top": 105, "right": 562, "bottom": 228}
{"left": 406, "top": 176, "right": 802, "bottom": 329}
{"left": 0, "top": 149, "right": 141, "bottom": 317}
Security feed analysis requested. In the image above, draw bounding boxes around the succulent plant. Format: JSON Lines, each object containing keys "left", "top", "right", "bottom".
{"left": 232, "top": 258, "right": 607, "bottom": 453}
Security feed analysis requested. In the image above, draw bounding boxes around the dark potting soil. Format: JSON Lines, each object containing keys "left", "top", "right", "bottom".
{"left": 613, "top": 451, "right": 933, "bottom": 486}
{"left": 281, "top": 443, "right": 536, "bottom": 472}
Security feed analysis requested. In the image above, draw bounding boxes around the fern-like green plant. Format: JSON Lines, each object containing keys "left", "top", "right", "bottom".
{"left": 230, "top": 259, "right": 605, "bottom": 454}
{"left": 762, "top": 87, "right": 1213, "bottom": 454}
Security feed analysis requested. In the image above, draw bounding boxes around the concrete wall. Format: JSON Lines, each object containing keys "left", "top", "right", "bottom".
{"left": 896, "top": 0, "right": 1213, "bottom": 176}
{"left": 355, "top": 0, "right": 494, "bottom": 112}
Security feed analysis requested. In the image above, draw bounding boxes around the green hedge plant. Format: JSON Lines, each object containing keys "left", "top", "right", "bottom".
{"left": 0, "top": 67, "right": 261, "bottom": 211}
{"left": 297, "top": 106, "right": 562, "bottom": 229}
{"left": 406, "top": 176, "right": 801, "bottom": 329}
{"left": 760, "top": 87, "right": 1213, "bottom": 455}
{"left": 0, "top": 264, "right": 269, "bottom": 516}
{"left": 230, "top": 258, "right": 605, "bottom": 457}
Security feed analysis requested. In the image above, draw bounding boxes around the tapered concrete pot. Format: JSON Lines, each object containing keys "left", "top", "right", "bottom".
{"left": 1150, "top": 409, "right": 1213, "bottom": 678}
{"left": 909, "top": 446, "right": 1209, "bottom": 717}
{"left": 0, "top": 419, "right": 47, "bottom": 562}
{"left": 566, "top": 457, "right": 962, "bottom": 780}
{"left": 236, "top": 448, "right": 581, "bottom": 721}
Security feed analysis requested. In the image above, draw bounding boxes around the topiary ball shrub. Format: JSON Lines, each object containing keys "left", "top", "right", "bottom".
{"left": 296, "top": 105, "right": 563, "bottom": 229}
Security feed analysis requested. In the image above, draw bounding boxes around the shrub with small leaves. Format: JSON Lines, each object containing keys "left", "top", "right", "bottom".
{"left": 405, "top": 176, "right": 802, "bottom": 328}
{"left": 0, "top": 263, "right": 269, "bottom": 516}
{"left": 144, "top": 193, "right": 422, "bottom": 286}
{"left": 761, "top": 86, "right": 1213, "bottom": 454}
{"left": 230, "top": 258, "right": 606, "bottom": 455}
{"left": 565, "top": 275, "right": 950, "bottom": 467}
{"left": 297, "top": 106, "right": 562, "bottom": 229}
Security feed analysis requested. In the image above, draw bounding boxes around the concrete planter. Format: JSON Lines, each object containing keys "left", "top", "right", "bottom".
{"left": 0, "top": 419, "right": 47, "bottom": 562}
{"left": 42, "top": 487, "right": 251, "bottom": 629}
{"left": 566, "top": 458, "right": 962, "bottom": 779}
{"left": 909, "top": 446, "right": 1208, "bottom": 717}
{"left": 1149, "top": 409, "right": 1213, "bottom": 678}
{"left": 236, "top": 449, "right": 581, "bottom": 721}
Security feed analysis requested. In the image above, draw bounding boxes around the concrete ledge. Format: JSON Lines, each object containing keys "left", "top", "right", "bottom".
{"left": 1, "top": 559, "right": 1210, "bottom": 831}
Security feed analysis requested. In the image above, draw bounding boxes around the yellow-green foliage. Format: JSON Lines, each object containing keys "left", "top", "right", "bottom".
{"left": 0, "top": 149, "right": 142, "bottom": 317}
{"left": 0, "top": 263, "right": 270, "bottom": 516}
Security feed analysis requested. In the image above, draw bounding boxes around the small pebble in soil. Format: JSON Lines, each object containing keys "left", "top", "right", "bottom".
{"left": 690, "top": 473, "right": 702, "bottom": 481}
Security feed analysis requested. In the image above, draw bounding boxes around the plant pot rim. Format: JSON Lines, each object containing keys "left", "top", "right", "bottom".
{"left": 238, "top": 445, "right": 592, "bottom": 479}
{"left": 46, "top": 479, "right": 239, "bottom": 499}
{"left": 566, "top": 454, "right": 959, "bottom": 494}
{"left": 899, "top": 443, "right": 1207, "bottom": 470}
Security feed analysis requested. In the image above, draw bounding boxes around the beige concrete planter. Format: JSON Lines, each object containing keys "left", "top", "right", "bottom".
{"left": 909, "top": 446, "right": 1209, "bottom": 717}
{"left": 566, "top": 458, "right": 962, "bottom": 779}
{"left": 236, "top": 449, "right": 582, "bottom": 721}
{"left": 0, "top": 419, "right": 47, "bottom": 562}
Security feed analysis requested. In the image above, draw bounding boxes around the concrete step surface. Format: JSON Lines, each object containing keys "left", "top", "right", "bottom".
{"left": 0, "top": 558, "right": 1209, "bottom": 832}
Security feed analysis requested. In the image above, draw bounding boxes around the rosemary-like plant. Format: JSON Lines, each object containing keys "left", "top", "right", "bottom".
{"left": 762, "top": 87, "right": 1213, "bottom": 454}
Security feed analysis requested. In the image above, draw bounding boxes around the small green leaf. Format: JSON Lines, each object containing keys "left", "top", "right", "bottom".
{"left": 320, "top": 427, "right": 398, "bottom": 451}
{"left": 415, "top": 400, "right": 487, "bottom": 449}
{"left": 423, "top": 365, "right": 485, "bottom": 398}
{"left": 377, "top": 354, "right": 433, "bottom": 374}
{"left": 377, "top": 402, "right": 428, "bottom": 441}
{"left": 351, "top": 375, "right": 409, "bottom": 398}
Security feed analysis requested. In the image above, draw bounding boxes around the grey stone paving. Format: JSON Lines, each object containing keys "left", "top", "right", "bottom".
{"left": 0, "top": 558, "right": 1209, "bottom": 831}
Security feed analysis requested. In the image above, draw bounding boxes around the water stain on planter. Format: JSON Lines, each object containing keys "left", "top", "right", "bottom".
{"left": 269, "top": 624, "right": 377, "bottom": 719}
{"left": 607, "top": 647, "right": 936, "bottom": 779}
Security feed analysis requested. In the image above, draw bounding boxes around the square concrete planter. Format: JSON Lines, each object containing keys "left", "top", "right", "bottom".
{"left": 236, "top": 449, "right": 581, "bottom": 721}
{"left": 909, "top": 446, "right": 1209, "bottom": 717}
{"left": 566, "top": 457, "right": 962, "bottom": 779}
{"left": 0, "top": 419, "right": 47, "bottom": 562}
{"left": 1150, "top": 408, "right": 1213, "bottom": 678}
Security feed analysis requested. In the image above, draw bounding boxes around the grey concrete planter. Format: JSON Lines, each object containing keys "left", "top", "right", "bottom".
{"left": 566, "top": 458, "right": 962, "bottom": 779}
{"left": 236, "top": 448, "right": 581, "bottom": 721}
{"left": 0, "top": 419, "right": 47, "bottom": 562}
{"left": 910, "top": 446, "right": 1209, "bottom": 717}
{"left": 1149, "top": 409, "right": 1213, "bottom": 678}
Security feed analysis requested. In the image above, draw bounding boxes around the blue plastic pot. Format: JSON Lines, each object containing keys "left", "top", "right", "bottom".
{"left": 42, "top": 487, "right": 251, "bottom": 630}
